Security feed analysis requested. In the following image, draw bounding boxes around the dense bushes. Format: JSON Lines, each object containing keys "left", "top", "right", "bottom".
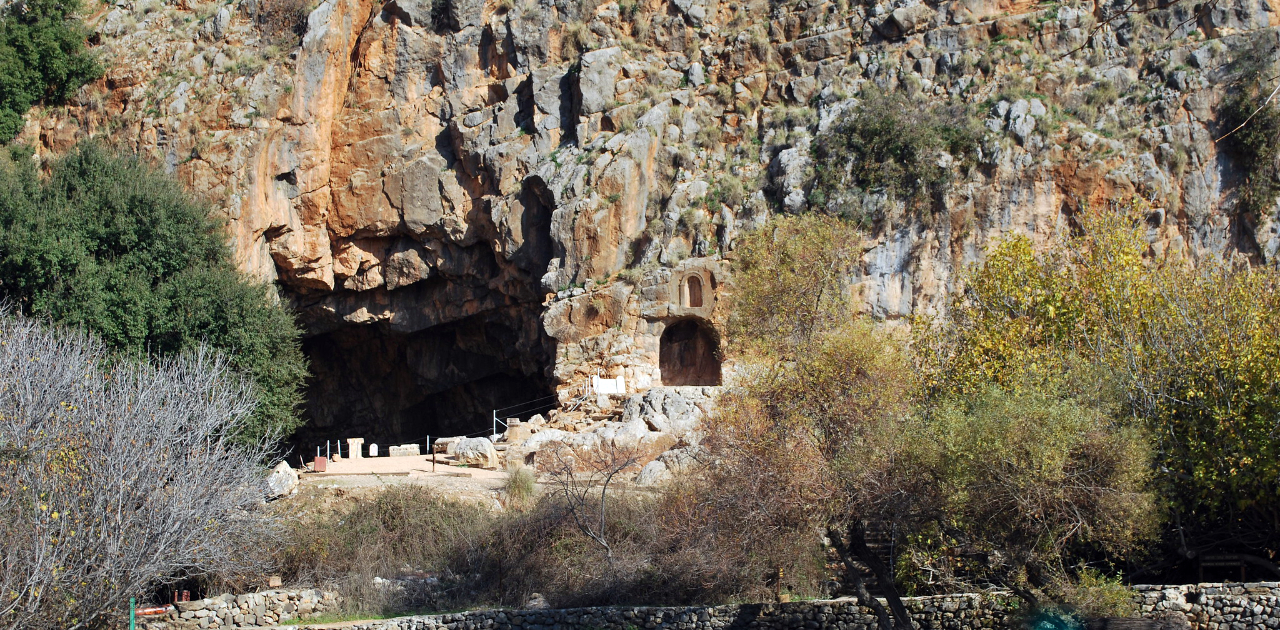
{"left": 0, "top": 313, "right": 278, "bottom": 630}
{"left": 277, "top": 483, "right": 826, "bottom": 616}
{"left": 810, "top": 92, "right": 981, "bottom": 225}
{"left": 0, "top": 143, "right": 307, "bottom": 443}
{"left": 254, "top": 0, "right": 312, "bottom": 47}
{"left": 278, "top": 486, "right": 492, "bottom": 615}
{"left": 0, "top": 0, "right": 99, "bottom": 142}
{"left": 710, "top": 215, "right": 1157, "bottom": 630}
{"left": 923, "top": 202, "right": 1280, "bottom": 560}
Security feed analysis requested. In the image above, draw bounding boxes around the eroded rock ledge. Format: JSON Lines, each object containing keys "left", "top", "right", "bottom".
{"left": 24, "top": 0, "right": 1280, "bottom": 442}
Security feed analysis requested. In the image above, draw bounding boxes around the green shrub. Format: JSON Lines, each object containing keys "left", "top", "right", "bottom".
{"left": 1050, "top": 568, "right": 1139, "bottom": 619}
{"left": 0, "top": 142, "right": 307, "bottom": 444}
{"left": 0, "top": 0, "right": 100, "bottom": 142}
{"left": 810, "top": 91, "right": 981, "bottom": 225}
{"left": 921, "top": 202, "right": 1280, "bottom": 571}
{"left": 1220, "top": 42, "right": 1280, "bottom": 217}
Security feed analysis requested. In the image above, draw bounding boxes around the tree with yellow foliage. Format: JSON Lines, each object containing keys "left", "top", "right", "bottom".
{"left": 922, "top": 200, "right": 1280, "bottom": 567}
{"left": 710, "top": 215, "right": 1153, "bottom": 629}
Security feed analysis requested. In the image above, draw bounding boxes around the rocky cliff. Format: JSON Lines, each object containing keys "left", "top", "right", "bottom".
{"left": 23, "top": 0, "right": 1280, "bottom": 443}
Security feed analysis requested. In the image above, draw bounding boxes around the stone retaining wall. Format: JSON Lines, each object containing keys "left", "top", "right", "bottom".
{"left": 140, "top": 582, "right": 1280, "bottom": 630}
{"left": 138, "top": 588, "right": 338, "bottom": 629}
{"left": 1132, "top": 583, "right": 1280, "bottom": 629}
{"left": 318, "top": 592, "right": 1019, "bottom": 630}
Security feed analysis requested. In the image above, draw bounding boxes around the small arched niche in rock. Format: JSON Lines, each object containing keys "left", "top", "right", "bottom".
{"left": 684, "top": 275, "right": 704, "bottom": 308}
{"left": 659, "top": 319, "right": 722, "bottom": 386}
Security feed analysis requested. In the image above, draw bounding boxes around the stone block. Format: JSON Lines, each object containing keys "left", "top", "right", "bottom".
{"left": 389, "top": 444, "right": 421, "bottom": 457}
{"left": 347, "top": 438, "right": 365, "bottom": 459}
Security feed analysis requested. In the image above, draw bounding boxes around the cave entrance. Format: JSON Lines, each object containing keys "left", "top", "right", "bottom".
{"left": 659, "top": 319, "right": 722, "bottom": 386}
{"left": 290, "top": 314, "right": 553, "bottom": 452}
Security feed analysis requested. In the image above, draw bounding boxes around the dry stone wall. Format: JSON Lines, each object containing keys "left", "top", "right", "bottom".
{"left": 137, "top": 583, "right": 1280, "bottom": 630}
{"left": 138, "top": 588, "right": 339, "bottom": 629}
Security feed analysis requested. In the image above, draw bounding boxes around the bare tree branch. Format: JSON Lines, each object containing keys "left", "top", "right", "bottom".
{"left": 0, "top": 314, "right": 280, "bottom": 630}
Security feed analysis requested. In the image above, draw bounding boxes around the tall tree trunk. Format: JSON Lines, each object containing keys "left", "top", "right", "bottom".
{"left": 845, "top": 521, "right": 917, "bottom": 630}
{"left": 829, "top": 526, "right": 895, "bottom": 630}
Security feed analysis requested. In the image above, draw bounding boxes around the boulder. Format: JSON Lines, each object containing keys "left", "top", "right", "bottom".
{"left": 635, "top": 460, "right": 672, "bottom": 485}
{"left": 199, "top": 6, "right": 232, "bottom": 41}
{"left": 658, "top": 446, "right": 704, "bottom": 474}
{"left": 597, "top": 419, "right": 651, "bottom": 449}
{"left": 621, "top": 386, "right": 719, "bottom": 441}
{"left": 265, "top": 462, "right": 299, "bottom": 499}
{"left": 885, "top": 4, "right": 936, "bottom": 38}
{"left": 577, "top": 47, "right": 623, "bottom": 115}
{"left": 524, "top": 428, "right": 572, "bottom": 451}
{"left": 454, "top": 437, "right": 500, "bottom": 469}
{"left": 671, "top": 0, "right": 707, "bottom": 26}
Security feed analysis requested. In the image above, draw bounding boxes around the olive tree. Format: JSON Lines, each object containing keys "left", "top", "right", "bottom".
{"left": 0, "top": 313, "right": 279, "bottom": 630}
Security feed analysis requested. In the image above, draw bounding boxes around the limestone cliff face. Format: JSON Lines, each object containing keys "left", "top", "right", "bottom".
{"left": 23, "top": 0, "right": 1280, "bottom": 441}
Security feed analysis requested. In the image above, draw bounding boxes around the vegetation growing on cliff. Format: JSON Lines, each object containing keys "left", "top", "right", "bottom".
{"left": 1219, "top": 42, "right": 1280, "bottom": 218}
{"left": 0, "top": 143, "right": 307, "bottom": 443}
{"left": 713, "top": 215, "right": 1154, "bottom": 630}
{"left": 809, "top": 93, "right": 982, "bottom": 226}
{"left": 0, "top": 0, "right": 100, "bottom": 142}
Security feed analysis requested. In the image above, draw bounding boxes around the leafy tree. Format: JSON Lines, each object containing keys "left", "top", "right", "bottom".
{"left": 911, "top": 383, "right": 1156, "bottom": 603}
{"left": 728, "top": 213, "right": 861, "bottom": 355}
{"left": 922, "top": 201, "right": 1280, "bottom": 562}
{"left": 0, "top": 143, "right": 307, "bottom": 443}
{"left": 0, "top": 0, "right": 100, "bottom": 142}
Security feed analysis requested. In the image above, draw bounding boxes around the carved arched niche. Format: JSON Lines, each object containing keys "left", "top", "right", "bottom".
{"left": 684, "top": 275, "right": 703, "bottom": 308}
{"left": 668, "top": 262, "right": 717, "bottom": 318}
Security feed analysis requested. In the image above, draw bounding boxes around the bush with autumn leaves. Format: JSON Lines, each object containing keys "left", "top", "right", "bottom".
{"left": 709, "top": 206, "right": 1280, "bottom": 629}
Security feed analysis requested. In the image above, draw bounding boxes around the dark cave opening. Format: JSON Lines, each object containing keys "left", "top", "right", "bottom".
{"left": 285, "top": 176, "right": 558, "bottom": 456}
{"left": 659, "top": 318, "right": 722, "bottom": 387}
{"left": 290, "top": 314, "right": 553, "bottom": 453}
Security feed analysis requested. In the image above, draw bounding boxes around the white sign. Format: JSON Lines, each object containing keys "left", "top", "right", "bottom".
{"left": 592, "top": 375, "right": 626, "bottom": 395}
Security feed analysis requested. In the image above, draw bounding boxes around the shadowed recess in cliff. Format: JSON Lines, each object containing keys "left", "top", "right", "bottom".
{"left": 660, "top": 318, "right": 722, "bottom": 386}
{"left": 291, "top": 312, "right": 553, "bottom": 450}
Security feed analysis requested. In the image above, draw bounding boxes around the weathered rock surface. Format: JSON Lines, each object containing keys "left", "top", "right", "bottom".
{"left": 454, "top": 437, "right": 500, "bottom": 469}
{"left": 22, "top": 0, "right": 1280, "bottom": 446}
{"left": 621, "top": 386, "right": 720, "bottom": 442}
{"left": 264, "top": 461, "right": 299, "bottom": 498}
